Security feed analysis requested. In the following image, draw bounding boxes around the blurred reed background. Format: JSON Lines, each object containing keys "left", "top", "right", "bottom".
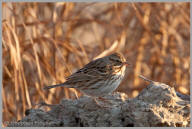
{"left": 2, "top": 2, "right": 190, "bottom": 126}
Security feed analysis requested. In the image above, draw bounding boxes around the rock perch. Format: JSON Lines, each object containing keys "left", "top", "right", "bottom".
{"left": 7, "top": 82, "right": 190, "bottom": 127}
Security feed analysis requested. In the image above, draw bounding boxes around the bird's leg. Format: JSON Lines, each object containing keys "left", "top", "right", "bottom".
{"left": 93, "top": 98, "right": 101, "bottom": 106}
{"left": 93, "top": 97, "right": 111, "bottom": 108}
{"left": 98, "top": 97, "right": 112, "bottom": 104}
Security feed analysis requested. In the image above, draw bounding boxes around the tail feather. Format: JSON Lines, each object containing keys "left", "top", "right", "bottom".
{"left": 44, "top": 83, "right": 65, "bottom": 90}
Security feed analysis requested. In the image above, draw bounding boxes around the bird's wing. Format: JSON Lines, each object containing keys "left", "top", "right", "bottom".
{"left": 65, "top": 58, "right": 109, "bottom": 88}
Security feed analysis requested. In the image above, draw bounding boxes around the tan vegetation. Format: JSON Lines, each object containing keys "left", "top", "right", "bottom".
{"left": 2, "top": 2, "right": 190, "bottom": 127}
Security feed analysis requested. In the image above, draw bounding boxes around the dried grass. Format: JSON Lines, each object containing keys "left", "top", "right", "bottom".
{"left": 2, "top": 2, "right": 190, "bottom": 126}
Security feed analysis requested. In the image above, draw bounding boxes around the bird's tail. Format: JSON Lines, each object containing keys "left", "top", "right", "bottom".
{"left": 44, "top": 83, "right": 66, "bottom": 90}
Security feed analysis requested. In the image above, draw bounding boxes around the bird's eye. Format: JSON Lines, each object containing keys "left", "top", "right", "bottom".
{"left": 114, "top": 60, "right": 122, "bottom": 66}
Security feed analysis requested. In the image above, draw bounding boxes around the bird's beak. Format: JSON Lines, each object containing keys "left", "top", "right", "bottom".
{"left": 123, "top": 61, "right": 131, "bottom": 66}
